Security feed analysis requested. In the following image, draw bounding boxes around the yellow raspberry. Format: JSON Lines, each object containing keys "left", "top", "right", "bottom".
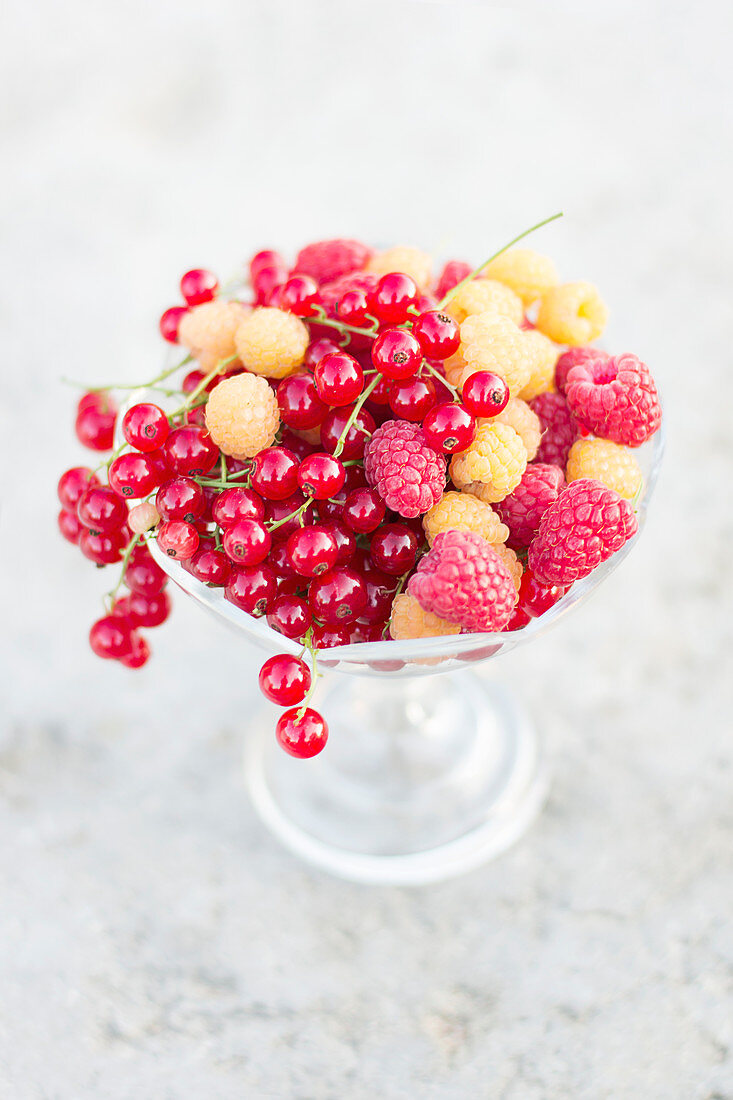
{"left": 444, "top": 278, "right": 523, "bottom": 326}
{"left": 234, "top": 307, "right": 308, "bottom": 379}
{"left": 450, "top": 422, "right": 527, "bottom": 502}
{"left": 459, "top": 480, "right": 503, "bottom": 507}
{"left": 492, "top": 398, "right": 541, "bottom": 461}
{"left": 443, "top": 352, "right": 466, "bottom": 389}
{"left": 423, "top": 491, "right": 509, "bottom": 547}
{"left": 459, "top": 313, "right": 540, "bottom": 397}
{"left": 204, "top": 373, "right": 280, "bottom": 459}
{"left": 389, "top": 593, "right": 460, "bottom": 640}
{"left": 536, "top": 281, "right": 608, "bottom": 346}
{"left": 366, "top": 246, "right": 433, "bottom": 290}
{"left": 481, "top": 248, "right": 559, "bottom": 305}
{"left": 178, "top": 300, "right": 250, "bottom": 372}
{"left": 491, "top": 542, "right": 523, "bottom": 592}
{"left": 519, "top": 330, "right": 559, "bottom": 401}
{"left": 566, "top": 437, "right": 642, "bottom": 500}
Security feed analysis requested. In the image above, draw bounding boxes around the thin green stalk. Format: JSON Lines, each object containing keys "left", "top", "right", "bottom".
{"left": 333, "top": 374, "right": 381, "bottom": 458}
{"left": 422, "top": 360, "right": 461, "bottom": 401}
{"left": 104, "top": 533, "right": 142, "bottom": 609}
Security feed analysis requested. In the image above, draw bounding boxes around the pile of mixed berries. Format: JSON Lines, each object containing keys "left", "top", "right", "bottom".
{"left": 57, "top": 224, "right": 662, "bottom": 759}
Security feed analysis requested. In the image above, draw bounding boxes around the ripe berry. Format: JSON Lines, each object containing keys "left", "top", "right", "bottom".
{"left": 314, "top": 352, "right": 364, "bottom": 406}
{"left": 287, "top": 525, "right": 339, "bottom": 577}
{"left": 164, "top": 426, "right": 219, "bottom": 476}
{"left": 308, "top": 567, "right": 367, "bottom": 624}
{"left": 77, "top": 486, "right": 127, "bottom": 533}
{"left": 127, "top": 590, "right": 172, "bottom": 628}
{"left": 125, "top": 547, "right": 167, "bottom": 594}
{"left": 297, "top": 453, "right": 345, "bottom": 500}
{"left": 461, "top": 371, "right": 510, "bottom": 417}
{"left": 58, "top": 467, "right": 100, "bottom": 512}
{"left": 323, "top": 520, "right": 356, "bottom": 565}
{"left": 109, "top": 452, "right": 164, "bottom": 499}
{"left": 388, "top": 376, "right": 436, "bottom": 421}
{"left": 370, "top": 524, "right": 418, "bottom": 575}
{"left": 369, "top": 272, "right": 419, "bottom": 324}
{"left": 279, "top": 275, "right": 321, "bottom": 317}
{"left": 79, "top": 527, "right": 127, "bottom": 565}
{"left": 75, "top": 393, "right": 117, "bottom": 451}
{"left": 159, "top": 305, "right": 189, "bottom": 344}
{"left": 180, "top": 268, "right": 218, "bottom": 306}
{"left": 222, "top": 518, "right": 271, "bottom": 565}
{"left": 277, "top": 374, "right": 327, "bottom": 430}
{"left": 304, "top": 337, "right": 342, "bottom": 370}
{"left": 250, "top": 249, "right": 285, "bottom": 281}
{"left": 411, "top": 310, "right": 460, "bottom": 360}
{"left": 371, "top": 328, "right": 422, "bottom": 380}
{"left": 225, "top": 564, "right": 277, "bottom": 616}
{"left": 360, "top": 576, "right": 396, "bottom": 624}
{"left": 267, "top": 594, "right": 312, "bottom": 639}
{"left": 320, "top": 405, "right": 375, "bottom": 460}
{"left": 157, "top": 520, "right": 200, "bottom": 560}
{"left": 155, "top": 477, "right": 204, "bottom": 522}
{"left": 253, "top": 265, "right": 286, "bottom": 306}
{"left": 341, "top": 487, "right": 386, "bottom": 534}
{"left": 89, "top": 616, "right": 133, "bottom": 660}
{"left": 367, "top": 375, "right": 393, "bottom": 406}
{"left": 212, "top": 486, "right": 265, "bottom": 527}
{"left": 423, "top": 403, "right": 476, "bottom": 453}
{"left": 518, "top": 570, "right": 568, "bottom": 617}
{"left": 259, "top": 654, "right": 312, "bottom": 706}
{"left": 58, "top": 509, "right": 83, "bottom": 544}
{"left": 122, "top": 403, "right": 170, "bottom": 452}
{"left": 311, "top": 623, "right": 351, "bottom": 649}
{"left": 336, "top": 288, "right": 371, "bottom": 326}
{"left": 266, "top": 492, "right": 315, "bottom": 540}
{"left": 187, "top": 546, "right": 231, "bottom": 586}
{"left": 120, "top": 633, "right": 151, "bottom": 668}
{"left": 275, "top": 707, "right": 328, "bottom": 759}
{"left": 250, "top": 447, "right": 300, "bottom": 500}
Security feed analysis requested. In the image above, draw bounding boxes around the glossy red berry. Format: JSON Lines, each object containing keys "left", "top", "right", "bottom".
{"left": 461, "top": 371, "right": 510, "bottom": 417}
{"left": 157, "top": 520, "right": 199, "bottom": 560}
{"left": 186, "top": 546, "right": 231, "bottom": 586}
{"left": 412, "top": 310, "right": 460, "bottom": 360}
{"left": 58, "top": 466, "right": 100, "bottom": 512}
{"left": 297, "top": 453, "right": 345, "bottom": 500}
{"left": 336, "top": 288, "right": 371, "bottom": 326}
{"left": 155, "top": 477, "right": 203, "bottom": 522}
{"left": 287, "top": 525, "right": 339, "bottom": 577}
{"left": 79, "top": 528, "right": 127, "bottom": 565}
{"left": 159, "top": 305, "right": 189, "bottom": 344}
{"left": 259, "top": 654, "right": 312, "bottom": 706}
{"left": 77, "top": 486, "right": 127, "bottom": 532}
{"left": 253, "top": 265, "right": 286, "bottom": 306}
{"left": 519, "top": 570, "right": 568, "bottom": 617}
{"left": 225, "top": 564, "right": 277, "bottom": 616}
{"left": 250, "top": 250, "right": 285, "bottom": 281}
{"left": 120, "top": 632, "right": 150, "bottom": 668}
{"left": 279, "top": 275, "right": 320, "bottom": 317}
{"left": 122, "top": 403, "right": 170, "bottom": 452}
{"left": 267, "top": 594, "right": 312, "bottom": 639}
{"left": 75, "top": 393, "right": 117, "bottom": 451}
{"left": 369, "top": 272, "right": 419, "bottom": 324}
{"left": 341, "top": 488, "right": 386, "bottom": 534}
{"left": 367, "top": 375, "right": 393, "bottom": 406}
{"left": 323, "top": 520, "right": 356, "bottom": 565}
{"left": 304, "top": 337, "right": 342, "bottom": 370}
{"left": 277, "top": 374, "right": 327, "bottom": 430}
{"left": 314, "top": 352, "right": 364, "bottom": 406}
{"left": 320, "top": 405, "right": 375, "bottom": 460}
{"left": 180, "top": 268, "right": 218, "bottom": 306}
{"left": 89, "top": 615, "right": 134, "bottom": 660}
{"left": 308, "top": 567, "right": 367, "bottom": 624}
{"left": 212, "top": 486, "right": 265, "bottom": 527}
{"left": 222, "top": 518, "right": 271, "bottom": 565}
{"left": 58, "top": 509, "right": 83, "bottom": 544}
{"left": 370, "top": 524, "right": 418, "bottom": 575}
{"left": 371, "top": 328, "right": 422, "bottom": 380}
{"left": 388, "top": 376, "right": 436, "bottom": 422}
{"left": 109, "top": 452, "right": 163, "bottom": 499}
{"left": 275, "top": 707, "right": 328, "bottom": 758}
{"left": 311, "top": 623, "right": 351, "bottom": 649}
{"left": 360, "top": 576, "right": 396, "bottom": 624}
{"left": 164, "top": 426, "right": 219, "bottom": 476}
{"left": 423, "top": 403, "right": 476, "bottom": 453}
{"left": 265, "top": 493, "right": 315, "bottom": 540}
{"left": 127, "top": 590, "right": 172, "bottom": 628}
{"left": 125, "top": 547, "right": 167, "bottom": 594}
{"left": 250, "top": 447, "right": 300, "bottom": 500}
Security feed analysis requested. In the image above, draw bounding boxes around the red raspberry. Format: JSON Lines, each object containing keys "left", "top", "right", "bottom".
{"left": 497, "top": 463, "right": 565, "bottom": 549}
{"left": 528, "top": 478, "right": 638, "bottom": 586}
{"left": 318, "top": 272, "right": 379, "bottom": 317}
{"left": 408, "top": 529, "right": 516, "bottom": 633}
{"left": 565, "top": 353, "right": 662, "bottom": 447}
{"left": 434, "top": 260, "right": 472, "bottom": 300}
{"left": 364, "top": 419, "right": 446, "bottom": 518}
{"left": 292, "top": 239, "right": 373, "bottom": 285}
{"left": 530, "top": 391, "right": 578, "bottom": 467}
{"left": 554, "top": 346, "right": 609, "bottom": 394}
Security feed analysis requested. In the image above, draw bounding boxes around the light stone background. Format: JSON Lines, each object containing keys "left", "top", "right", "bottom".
{"left": 1, "top": 2, "right": 732, "bottom": 1097}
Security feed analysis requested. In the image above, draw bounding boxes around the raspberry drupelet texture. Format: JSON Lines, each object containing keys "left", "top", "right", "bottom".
{"left": 292, "top": 239, "right": 372, "bottom": 285}
{"left": 389, "top": 593, "right": 461, "bottom": 640}
{"left": 234, "top": 307, "right": 309, "bottom": 378}
{"left": 366, "top": 246, "right": 433, "bottom": 290}
{"left": 364, "top": 419, "right": 446, "bottom": 518}
{"left": 531, "top": 391, "right": 579, "bottom": 467}
{"left": 408, "top": 529, "right": 517, "bottom": 633}
{"left": 564, "top": 353, "right": 662, "bottom": 447}
{"left": 481, "top": 248, "right": 559, "bottom": 305}
{"left": 536, "top": 281, "right": 608, "bottom": 346}
{"left": 450, "top": 421, "right": 527, "bottom": 503}
{"left": 528, "top": 478, "right": 639, "bottom": 586}
{"left": 496, "top": 462, "right": 565, "bottom": 548}
{"left": 493, "top": 398, "right": 542, "bottom": 461}
{"left": 491, "top": 542, "right": 523, "bottom": 592}
{"left": 423, "top": 491, "right": 509, "bottom": 547}
{"left": 204, "top": 373, "right": 280, "bottom": 459}
{"left": 444, "top": 279, "right": 524, "bottom": 326}
{"left": 519, "top": 330, "right": 560, "bottom": 401}
{"left": 554, "top": 346, "right": 609, "bottom": 395}
{"left": 566, "top": 438, "right": 642, "bottom": 499}
{"left": 458, "top": 313, "right": 541, "bottom": 397}
{"left": 178, "top": 300, "right": 250, "bottom": 371}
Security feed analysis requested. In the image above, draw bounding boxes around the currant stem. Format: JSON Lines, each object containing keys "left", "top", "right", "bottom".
{"left": 422, "top": 360, "right": 461, "bottom": 401}
{"left": 63, "top": 353, "right": 194, "bottom": 396}
{"left": 333, "top": 374, "right": 381, "bottom": 458}
{"left": 296, "top": 627, "right": 320, "bottom": 720}
{"left": 266, "top": 500, "right": 311, "bottom": 533}
{"left": 306, "top": 307, "right": 380, "bottom": 341}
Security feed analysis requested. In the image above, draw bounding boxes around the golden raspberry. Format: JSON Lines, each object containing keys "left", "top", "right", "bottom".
{"left": 178, "top": 300, "right": 250, "bottom": 372}
{"left": 459, "top": 480, "right": 503, "bottom": 507}
{"left": 234, "top": 307, "right": 308, "bottom": 378}
{"left": 566, "top": 437, "right": 642, "bottom": 500}
{"left": 366, "top": 246, "right": 433, "bottom": 290}
{"left": 491, "top": 542, "right": 523, "bottom": 592}
{"left": 204, "top": 373, "right": 280, "bottom": 459}
{"left": 423, "top": 491, "right": 509, "bottom": 547}
{"left": 536, "top": 281, "right": 608, "bottom": 346}
{"left": 444, "top": 278, "right": 523, "bottom": 325}
{"left": 389, "top": 593, "right": 461, "bottom": 640}
{"left": 519, "top": 330, "right": 559, "bottom": 401}
{"left": 459, "top": 313, "right": 540, "bottom": 397}
{"left": 443, "top": 353, "right": 467, "bottom": 389}
{"left": 492, "top": 398, "right": 541, "bottom": 460}
{"left": 481, "top": 248, "right": 559, "bottom": 305}
{"left": 450, "top": 422, "right": 527, "bottom": 503}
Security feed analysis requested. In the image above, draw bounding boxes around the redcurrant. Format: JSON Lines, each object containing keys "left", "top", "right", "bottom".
{"left": 314, "top": 352, "right": 364, "bottom": 406}
{"left": 341, "top": 488, "right": 386, "bottom": 534}
{"left": 259, "top": 654, "right": 312, "bottom": 706}
{"left": 422, "top": 403, "right": 476, "bottom": 453}
{"left": 157, "top": 520, "right": 200, "bottom": 560}
{"left": 58, "top": 466, "right": 100, "bottom": 512}
{"left": 370, "top": 524, "right": 418, "bottom": 575}
{"left": 460, "top": 371, "right": 510, "bottom": 417}
{"left": 319, "top": 406, "right": 375, "bottom": 460}
{"left": 371, "top": 328, "right": 422, "bottom": 380}
{"left": 164, "top": 426, "right": 219, "bottom": 476}
{"left": 159, "top": 305, "right": 189, "bottom": 344}
{"left": 222, "top": 518, "right": 271, "bottom": 565}
{"left": 127, "top": 590, "right": 172, "bottom": 628}
{"left": 120, "top": 633, "right": 151, "bottom": 668}
{"left": 77, "top": 486, "right": 127, "bottom": 533}
{"left": 109, "top": 452, "right": 163, "bottom": 499}
{"left": 225, "top": 564, "right": 277, "bottom": 616}
{"left": 287, "top": 525, "right": 339, "bottom": 577}
{"left": 187, "top": 546, "right": 232, "bottom": 586}
{"left": 78, "top": 528, "right": 127, "bottom": 565}
{"left": 212, "top": 487, "right": 265, "bottom": 528}
{"left": 297, "top": 453, "right": 345, "bottom": 500}
{"left": 58, "top": 509, "right": 83, "bottom": 544}
{"left": 155, "top": 477, "right": 205, "bottom": 522}
{"left": 323, "top": 520, "right": 356, "bottom": 565}
{"left": 250, "top": 447, "right": 300, "bottom": 501}
{"left": 180, "top": 268, "right": 218, "bottom": 306}
{"left": 89, "top": 615, "right": 133, "bottom": 660}
{"left": 369, "top": 272, "right": 419, "bottom": 324}
{"left": 308, "top": 568, "right": 367, "bottom": 624}
{"left": 267, "top": 594, "right": 312, "bottom": 639}
{"left": 125, "top": 549, "right": 167, "bottom": 594}
{"left": 277, "top": 374, "right": 327, "bottom": 430}
{"left": 122, "top": 403, "right": 170, "bottom": 452}
{"left": 336, "top": 288, "right": 370, "bottom": 326}
{"left": 275, "top": 708, "right": 328, "bottom": 758}
{"left": 388, "top": 376, "right": 436, "bottom": 422}
{"left": 304, "top": 337, "right": 341, "bottom": 370}
{"left": 75, "top": 392, "right": 117, "bottom": 451}
{"left": 279, "top": 275, "right": 320, "bottom": 317}
{"left": 412, "top": 310, "right": 460, "bottom": 360}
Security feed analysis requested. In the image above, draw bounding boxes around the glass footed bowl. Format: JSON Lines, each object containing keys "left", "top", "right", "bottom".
{"left": 122, "top": 386, "right": 664, "bottom": 885}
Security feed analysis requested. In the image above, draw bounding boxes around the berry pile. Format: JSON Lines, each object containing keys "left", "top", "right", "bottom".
{"left": 58, "top": 223, "right": 662, "bottom": 758}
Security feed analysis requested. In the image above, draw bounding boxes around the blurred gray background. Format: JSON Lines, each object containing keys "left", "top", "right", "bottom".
{"left": 2, "top": 2, "right": 732, "bottom": 1097}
